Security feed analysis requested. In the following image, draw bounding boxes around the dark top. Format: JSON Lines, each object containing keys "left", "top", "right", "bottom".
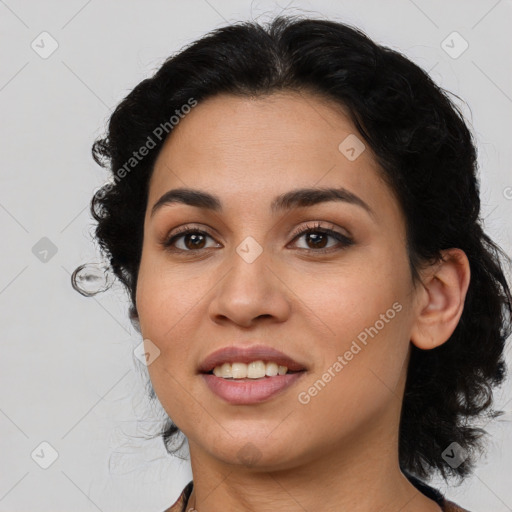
{"left": 162, "top": 472, "right": 470, "bottom": 511}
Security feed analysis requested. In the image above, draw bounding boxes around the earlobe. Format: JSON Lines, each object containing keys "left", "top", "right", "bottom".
{"left": 410, "top": 248, "right": 471, "bottom": 350}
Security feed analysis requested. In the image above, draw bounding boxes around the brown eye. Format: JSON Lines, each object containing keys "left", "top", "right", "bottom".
{"left": 161, "top": 222, "right": 354, "bottom": 255}
{"left": 163, "top": 228, "right": 219, "bottom": 252}
{"left": 303, "top": 232, "right": 329, "bottom": 249}
{"left": 181, "top": 232, "right": 207, "bottom": 250}
{"left": 290, "top": 222, "right": 354, "bottom": 253}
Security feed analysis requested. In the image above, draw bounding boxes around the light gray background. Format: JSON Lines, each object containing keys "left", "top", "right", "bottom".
{"left": 1, "top": 1, "right": 511, "bottom": 511}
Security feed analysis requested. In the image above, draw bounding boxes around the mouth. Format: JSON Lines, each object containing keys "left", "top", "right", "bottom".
{"left": 201, "top": 367, "right": 306, "bottom": 381}
{"left": 205, "top": 370, "right": 304, "bottom": 374}
{"left": 203, "top": 361, "right": 304, "bottom": 379}
{"left": 198, "top": 345, "right": 308, "bottom": 404}
{"left": 198, "top": 344, "right": 307, "bottom": 375}
{"left": 201, "top": 368, "right": 306, "bottom": 405}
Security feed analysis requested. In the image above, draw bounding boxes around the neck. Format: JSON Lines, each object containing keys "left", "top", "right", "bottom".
{"left": 184, "top": 406, "right": 442, "bottom": 512}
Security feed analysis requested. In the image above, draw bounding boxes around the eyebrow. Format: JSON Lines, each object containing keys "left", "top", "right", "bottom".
{"left": 150, "top": 186, "right": 375, "bottom": 219}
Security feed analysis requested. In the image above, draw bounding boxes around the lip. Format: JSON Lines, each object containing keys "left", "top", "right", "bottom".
{"left": 202, "top": 372, "right": 306, "bottom": 405}
{"left": 197, "top": 344, "right": 307, "bottom": 374}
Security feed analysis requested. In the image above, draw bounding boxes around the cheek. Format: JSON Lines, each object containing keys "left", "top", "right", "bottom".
{"left": 136, "top": 249, "right": 198, "bottom": 336}
{"left": 135, "top": 259, "right": 191, "bottom": 386}
{"left": 288, "top": 242, "right": 410, "bottom": 338}
{"left": 290, "top": 247, "right": 412, "bottom": 418}
{"left": 135, "top": 253, "right": 211, "bottom": 405}
{"left": 294, "top": 303, "right": 411, "bottom": 444}
{"left": 136, "top": 271, "right": 198, "bottom": 430}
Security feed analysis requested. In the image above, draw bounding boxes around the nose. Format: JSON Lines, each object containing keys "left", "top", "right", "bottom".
{"left": 207, "top": 245, "right": 291, "bottom": 328}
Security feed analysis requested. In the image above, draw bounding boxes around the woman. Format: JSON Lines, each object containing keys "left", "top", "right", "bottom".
{"left": 75, "top": 15, "right": 512, "bottom": 512}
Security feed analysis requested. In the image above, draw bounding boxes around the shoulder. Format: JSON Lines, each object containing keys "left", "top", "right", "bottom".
{"left": 442, "top": 498, "right": 471, "bottom": 512}
{"left": 161, "top": 481, "right": 193, "bottom": 512}
{"left": 404, "top": 471, "right": 471, "bottom": 512}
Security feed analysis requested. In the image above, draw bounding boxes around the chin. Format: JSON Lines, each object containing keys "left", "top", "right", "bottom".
{"left": 196, "top": 430, "right": 303, "bottom": 470}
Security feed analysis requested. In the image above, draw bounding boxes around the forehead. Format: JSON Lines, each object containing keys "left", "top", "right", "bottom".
{"left": 148, "top": 92, "right": 401, "bottom": 224}
{"left": 153, "top": 92, "right": 368, "bottom": 178}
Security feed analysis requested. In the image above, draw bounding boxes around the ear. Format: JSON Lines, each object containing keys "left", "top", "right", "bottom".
{"left": 410, "top": 248, "right": 471, "bottom": 350}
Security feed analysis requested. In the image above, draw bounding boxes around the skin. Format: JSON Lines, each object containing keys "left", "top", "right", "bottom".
{"left": 135, "top": 91, "right": 471, "bottom": 512}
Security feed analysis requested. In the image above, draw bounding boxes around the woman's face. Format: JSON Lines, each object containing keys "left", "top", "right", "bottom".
{"left": 136, "top": 91, "right": 421, "bottom": 469}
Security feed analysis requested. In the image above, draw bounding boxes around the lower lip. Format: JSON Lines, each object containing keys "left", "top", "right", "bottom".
{"left": 201, "top": 372, "right": 305, "bottom": 405}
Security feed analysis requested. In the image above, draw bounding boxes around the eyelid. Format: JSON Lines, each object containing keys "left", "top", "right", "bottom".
{"left": 161, "top": 221, "right": 354, "bottom": 253}
{"left": 162, "top": 223, "right": 220, "bottom": 243}
{"left": 288, "top": 221, "right": 352, "bottom": 241}
{"left": 161, "top": 224, "right": 220, "bottom": 249}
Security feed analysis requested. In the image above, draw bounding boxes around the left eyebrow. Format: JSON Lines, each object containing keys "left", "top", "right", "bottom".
{"left": 271, "top": 186, "right": 375, "bottom": 219}
{"left": 150, "top": 186, "right": 375, "bottom": 220}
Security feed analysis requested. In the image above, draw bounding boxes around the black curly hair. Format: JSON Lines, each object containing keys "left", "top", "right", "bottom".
{"left": 75, "top": 14, "right": 512, "bottom": 484}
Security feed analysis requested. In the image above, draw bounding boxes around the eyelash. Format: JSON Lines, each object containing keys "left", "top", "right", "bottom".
{"left": 162, "top": 221, "right": 354, "bottom": 255}
{"left": 289, "top": 222, "right": 354, "bottom": 253}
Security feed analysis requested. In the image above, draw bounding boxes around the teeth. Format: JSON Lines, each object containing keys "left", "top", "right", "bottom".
{"left": 212, "top": 360, "right": 289, "bottom": 379}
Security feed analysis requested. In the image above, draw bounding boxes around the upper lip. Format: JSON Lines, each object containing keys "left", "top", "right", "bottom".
{"left": 198, "top": 344, "right": 307, "bottom": 373}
